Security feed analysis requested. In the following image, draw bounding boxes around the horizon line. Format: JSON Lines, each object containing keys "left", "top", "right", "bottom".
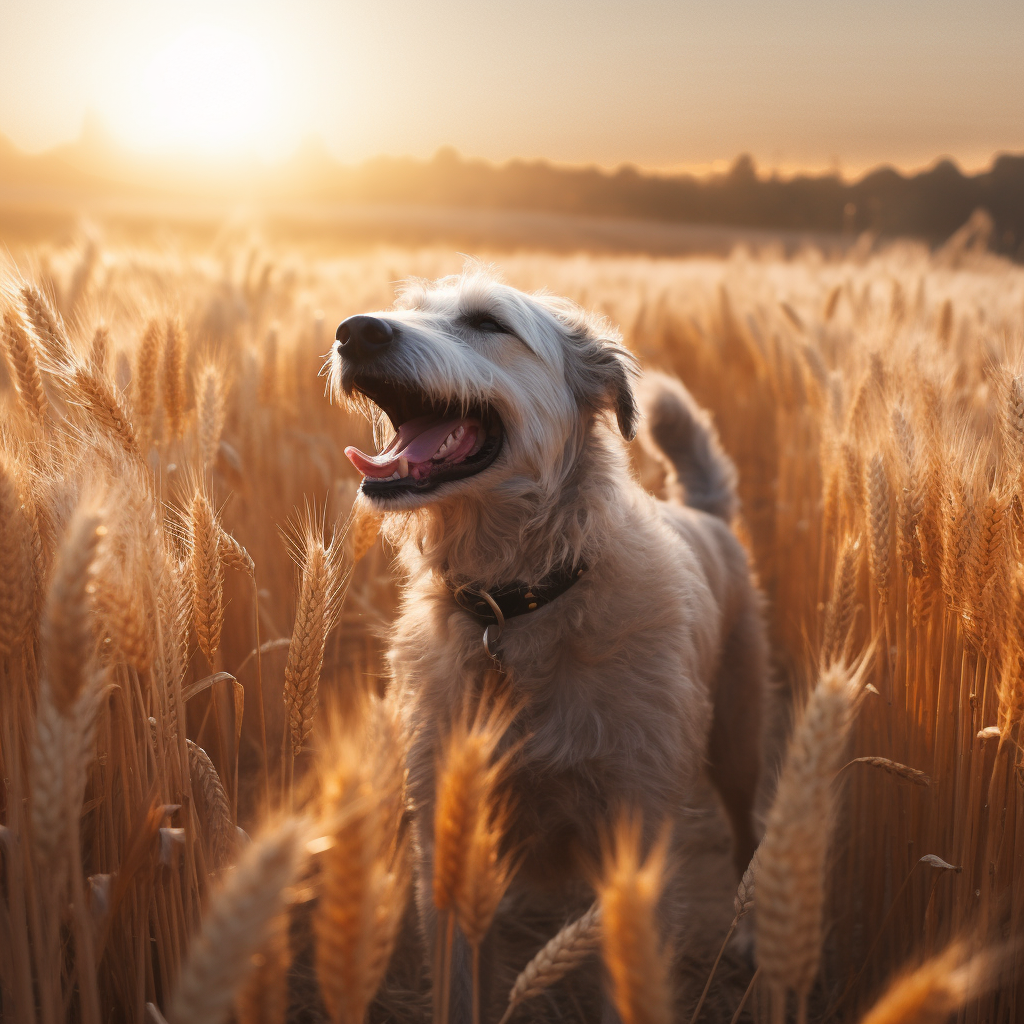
{"left": 0, "top": 116, "right": 1017, "bottom": 187}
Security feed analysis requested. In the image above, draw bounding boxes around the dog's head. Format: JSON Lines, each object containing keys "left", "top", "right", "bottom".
{"left": 327, "top": 271, "right": 638, "bottom": 511}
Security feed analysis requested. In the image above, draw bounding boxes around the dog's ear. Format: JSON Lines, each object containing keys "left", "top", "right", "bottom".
{"left": 569, "top": 334, "right": 640, "bottom": 441}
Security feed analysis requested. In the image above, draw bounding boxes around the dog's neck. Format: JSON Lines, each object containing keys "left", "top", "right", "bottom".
{"left": 387, "top": 423, "right": 632, "bottom": 590}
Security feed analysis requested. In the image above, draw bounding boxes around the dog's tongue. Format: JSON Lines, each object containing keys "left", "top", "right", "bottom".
{"left": 345, "top": 415, "right": 474, "bottom": 478}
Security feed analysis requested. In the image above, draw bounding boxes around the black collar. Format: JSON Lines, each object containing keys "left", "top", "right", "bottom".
{"left": 445, "top": 561, "right": 588, "bottom": 625}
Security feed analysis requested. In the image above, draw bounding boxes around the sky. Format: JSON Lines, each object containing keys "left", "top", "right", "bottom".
{"left": 1, "top": 0, "right": 1022, "bottom": 176}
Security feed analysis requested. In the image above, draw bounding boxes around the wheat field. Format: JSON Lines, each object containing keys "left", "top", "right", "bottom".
{"left": 1, "top": 228, "right": 1023, "bottom": 1024}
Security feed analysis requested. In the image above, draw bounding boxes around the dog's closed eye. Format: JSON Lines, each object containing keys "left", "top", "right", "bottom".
{"left": 463, "top": 312, "right": 508, "bottom": 334}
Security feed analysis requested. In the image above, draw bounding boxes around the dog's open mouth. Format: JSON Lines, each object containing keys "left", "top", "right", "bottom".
{"left": 344, "top": 376, "right": 504, "bottom": 497}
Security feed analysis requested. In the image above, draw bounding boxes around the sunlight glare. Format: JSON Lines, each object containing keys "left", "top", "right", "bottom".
{"left": 118, "top": 25, "right": 276, "bottom": 155}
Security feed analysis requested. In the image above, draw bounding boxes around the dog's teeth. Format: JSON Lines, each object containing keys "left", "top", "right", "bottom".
{"left": 398, "top": 457, "right": 409, "bottom": 478}
{"left": 454, "top": 425, "right": 465, "bottom": 441}
{"left": 434, "top": 431, "right": 457, "bottom": 459}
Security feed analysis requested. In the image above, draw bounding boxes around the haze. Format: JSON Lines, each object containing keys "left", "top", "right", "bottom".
{"left": 1, "top": 0, "right": 1021, "bottom": 175}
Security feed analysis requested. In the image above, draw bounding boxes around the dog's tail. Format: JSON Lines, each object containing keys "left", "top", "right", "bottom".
{"left": 637, "top": 371, "right": 738, "bottom": 521}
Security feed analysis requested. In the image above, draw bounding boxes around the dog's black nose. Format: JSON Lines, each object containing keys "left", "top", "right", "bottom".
{"left": 335, "top": 315, "right": 393, "bottom": 358}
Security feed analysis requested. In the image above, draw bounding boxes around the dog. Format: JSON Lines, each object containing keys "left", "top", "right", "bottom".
{"left": 329, "top": 270, "right": 768, "bottom": 1021}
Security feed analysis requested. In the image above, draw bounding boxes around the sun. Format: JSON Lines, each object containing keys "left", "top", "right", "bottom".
{"left": 115, "top": 25, "right": 276, "bottom": 155}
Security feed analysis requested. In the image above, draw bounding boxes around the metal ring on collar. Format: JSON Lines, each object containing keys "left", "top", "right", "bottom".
{"left": 476, "top": 589, "right": 505, "bottom": 658}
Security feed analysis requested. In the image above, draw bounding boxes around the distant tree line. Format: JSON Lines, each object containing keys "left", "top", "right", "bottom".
{"left": 3, "top": 128, "right": 1023, "bottom": 256}
{"left": 292, "top": 148, "right": 1024, "bottom": 257}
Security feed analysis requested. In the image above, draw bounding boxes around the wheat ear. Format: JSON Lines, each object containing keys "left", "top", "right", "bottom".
{"left": 42, "top": 509, "right": 105, "bottom": 708}
{"left": 433, "top": 687, "right": 518, "bottom": 917}
{"left": 3, "top": 310, "right": 49, "bottom": 427}
{"left": 822, "top": 535, "right": 861, "bottom": 666}
{"left": 842, "top": 756, "right": 931, "bottom": 786}
{"left": 187, "top": 739, "right": 236, "bottom": 868}
{"left": 346, "top": 497, "right": 381, "bottom": 564}
{"left": 755, "top": 660, "right": 868, "bottom": 1024}
{"left": 859, "top": 944, "right": 999, "bottom": 1024}
{"left": 134, "top": 318, "right": 161, "bottom": 432}
{"left": 314, "top": 699, "right": 410, "bottom": 1024}
{"left": 498, "top": 903, "right": 601, "bottom": 1024}
{"left": 234, "top": 908, "right": 292, "bottom": 1024}
{"left": 867, "top": 453, "right": 892, "bottom": 603}
{"left": 597, "top": 815, "right": 672, "bottom": 1024}
{"left": 163, "top": 319, "right": 186, "bottom": 439}
{"left": 20, "top": 283, "right": 73, "bottom": 363}
{"left": 218, "top": 527, "right": 255, "bottom": 576}
{"left": 0, "top": 456, "right": 38, "bottom": 656}
{"left": 166, "top": 818, "right": 306, "bottom": 1024}
{"left": 197, "top": 363, "right": 226, "bottom": 468}
{"left": 73, "top": 362, "right": 144, "bottom": 462}
{"left": 30, "top": 676, "right": 105, "bottom": 871}
{"left": 284, "top": 540, "right": 328, "bottom": 753}
{"left": 89, "top": 324, "right": 108, "bottom": 371}
{"left": 190, "top": 491, "right": 224, "bottom": 663}
{"left": 689, "top": 851, "right": 760, "bottom": 1024}
{"left": 93, "top": 554, "right": 152, "bottom": 671}
{"left": 283, "top": 524, "right": 346, "bottom": 755}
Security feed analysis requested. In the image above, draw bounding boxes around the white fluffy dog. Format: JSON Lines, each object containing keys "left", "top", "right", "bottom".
{"left": 330, "top": 270, "right": 767, "bottom": 1021}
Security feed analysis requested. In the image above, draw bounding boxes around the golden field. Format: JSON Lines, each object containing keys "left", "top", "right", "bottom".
{"left": 1, "top": 225, "right": 1023, "bottom": 1024}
